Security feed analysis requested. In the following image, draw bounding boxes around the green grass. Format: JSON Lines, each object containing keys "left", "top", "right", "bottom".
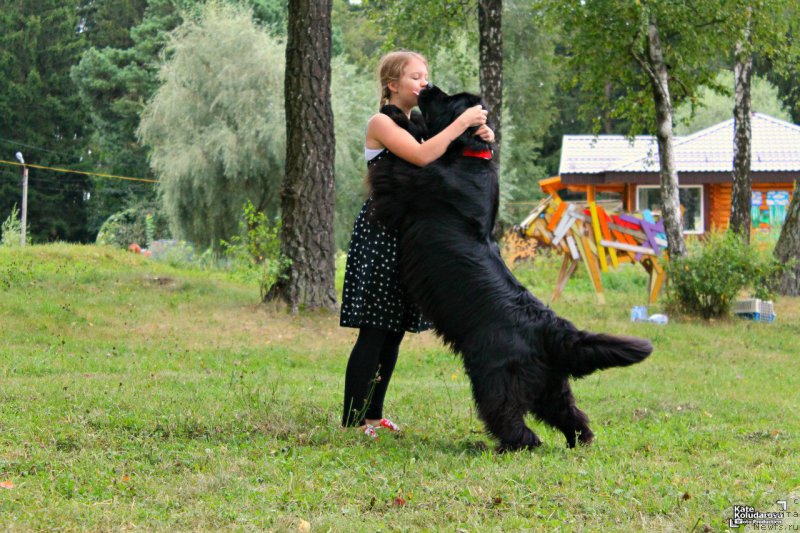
{"left": 1, "top": 244, "right": 799, "bottom": 531}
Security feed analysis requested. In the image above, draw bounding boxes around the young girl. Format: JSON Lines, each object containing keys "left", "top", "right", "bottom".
{"left": 340, "top": 50, "right": 494, "bottom": 437}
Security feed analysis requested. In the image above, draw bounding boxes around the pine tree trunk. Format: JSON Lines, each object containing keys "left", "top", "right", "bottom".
{"left": 773, "top": 181, "right": 800, "bottom": 295}
{"left": 646, "top": 19, "right": 686, "bottom": 259}
{"left": 269, "top": 0, "right": 337, "bottom": 312}
{"left": 730, "top": 15, "right": 753, "bottom": 243}
{"left": 478, "top": 0, "right": 502, "bottom": 167}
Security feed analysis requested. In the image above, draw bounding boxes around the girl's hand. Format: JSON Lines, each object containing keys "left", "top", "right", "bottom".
{"left": 475, "top": 125, "right": 495, "bottom": 143}
{"left": 458, "top": 105, "right": 488, "bottom": 129}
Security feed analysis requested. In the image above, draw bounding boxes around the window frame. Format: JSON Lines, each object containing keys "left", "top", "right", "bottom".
{"left": 635, "top": 184, "right": 704, "bottom": 235}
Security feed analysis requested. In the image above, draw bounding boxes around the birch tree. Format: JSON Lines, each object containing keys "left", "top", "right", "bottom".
{"left": 365, "top": 0, "right": 505, "bottom": 165}
{"left": 727, "top": 0, "right": 800, "bottom": 242}
{"left": 546, "top": 0, "right": 727, "bottom": 259}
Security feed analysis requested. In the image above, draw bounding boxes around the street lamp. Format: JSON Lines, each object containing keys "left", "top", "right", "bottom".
{"left": 15, "top": 152, "right": 28, "bottom": 246}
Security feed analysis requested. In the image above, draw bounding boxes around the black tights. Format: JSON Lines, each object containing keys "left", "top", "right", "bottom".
{"left": 341, "top": 327, "right": 405, "bottom": 427}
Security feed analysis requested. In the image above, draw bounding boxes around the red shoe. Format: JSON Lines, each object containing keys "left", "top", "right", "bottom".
{"left": 362, "top": 424, "right": 378, "bottom": 439}
{"left": 377, "top": 418, "right": 400, "bottom": 432}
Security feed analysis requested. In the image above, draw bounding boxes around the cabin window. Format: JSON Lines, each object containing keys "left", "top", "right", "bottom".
{"left": 635, "top": 185, "right": 704, "bottom": 234}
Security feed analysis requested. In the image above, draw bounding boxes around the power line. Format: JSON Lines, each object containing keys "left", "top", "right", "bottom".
{"left": 0, "top": 136, "right": 73, "bottom": 157}
{"left": 0, "top": 159, "right": 157, "bottom": 184}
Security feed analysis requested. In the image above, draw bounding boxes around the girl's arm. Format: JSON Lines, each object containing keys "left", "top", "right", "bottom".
{"left": 366, "top": 105, "right": 487, "bottom": 167}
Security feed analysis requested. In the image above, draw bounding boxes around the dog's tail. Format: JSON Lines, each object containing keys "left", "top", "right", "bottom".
{"left": 545, "top": 321, "right": 652, "bottom": 378}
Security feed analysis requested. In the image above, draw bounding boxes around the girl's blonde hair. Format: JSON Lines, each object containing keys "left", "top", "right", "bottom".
{"left": 377, "top": 50, "right": 428, "bottom": 107}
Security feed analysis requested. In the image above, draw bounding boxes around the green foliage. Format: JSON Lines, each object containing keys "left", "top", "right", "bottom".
{"left": 364, "top": 0, "right": 476, "bottom": 60}
{"left": 0, "top": 0, "right": 93, "bottom": 242}
{"left": 77, "top": 0, "right": 149, "bottom": 49}
{"left": 95, "top": 200, "right": 169, "bottom": 248}
{"left": 71, "top": 0, "right": 189, "bottom": 234}
{"left": 138, "top": 2, "right": 286, "bottom": 251}
{"left": 743, "top": 0, "right": 800, "bottom": 122}
{"left": 544, "top": 0, "right": 727, "bottom": 137}
{"left": 1, "top": 204, "right": 26, "bottom": 247}
{"left": 330, "top": 57, "right": 379, "bottom": 251}
{"left": 332, "top": 0, "right": 384, "bottom": 67}
{"left": 72, "top": 0, "right": 283, "bottom": 239}
{"left": 666, "top": 232, "right": 784, "bottom": 318}
{"left": 221, "top": 201, "right": 290, "bottom": 299}
{"left": 500, "top": 2, "right": 561, "bottom": 222}
{"left": 675, "top": 71, "right": 793, "bottom": 134}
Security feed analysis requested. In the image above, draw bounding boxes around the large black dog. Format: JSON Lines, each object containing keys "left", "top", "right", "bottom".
{"left": 368, "top": 86, "right": 653, "bottom": 451}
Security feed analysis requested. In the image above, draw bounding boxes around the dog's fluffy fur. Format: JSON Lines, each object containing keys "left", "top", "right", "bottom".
{"left": 368, "top": 86, "right": 653, "bottom": 451}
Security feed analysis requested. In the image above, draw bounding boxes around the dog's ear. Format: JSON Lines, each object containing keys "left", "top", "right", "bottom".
{"left": 450, "top": 93, "right": 484, "bottom": 117}
{"left": 449, "top": 93, "right": 490, "bottom": 147}
{"left": 418, "top": 85, "right": 453, "bottom": 137}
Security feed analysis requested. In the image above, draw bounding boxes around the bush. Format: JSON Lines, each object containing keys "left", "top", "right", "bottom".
{"left": 1, "top": 204, "right": 28, "bottom": 247}
{"left": 666, "top": 231, "right": 784, "bottom": 319}
{"left": 96, "top": 201, "right": 169, "bottom": 248}
{"left": 221, "top": 201, "right": 290, "bottom": 299}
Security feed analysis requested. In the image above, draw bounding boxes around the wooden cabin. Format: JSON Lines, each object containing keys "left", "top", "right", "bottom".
{"left": 543, "top": 113, "right": 798, "bottom": 234}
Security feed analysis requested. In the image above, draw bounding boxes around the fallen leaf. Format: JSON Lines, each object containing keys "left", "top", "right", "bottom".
{"left": 297, "top": 519, "right": 311, "bottom": 533}
{"left": 682, "top": 492, "right": 691, "bottom": 501}
{"left": 393, "top": 496, "right": 406, "bottom": 507}
{"left": 0, "top": 480, "right": 14, "bottom": 489}
{"left": 121, "top": 475, "right": 130, "bottom": 482}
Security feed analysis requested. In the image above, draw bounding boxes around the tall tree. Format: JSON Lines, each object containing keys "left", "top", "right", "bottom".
{"left": 547, "top": 0, "right": 728, "bottom": 259}
{"left": 727, "top": 0, "right": 800, "bottom": 242}
{"left": 640, "top": 13, "right": 686, "bottom": 258}
{"left": 730, "top": 6, "right": 754, "bottom": 241}
{"left": 478, "top": 0, "right": 503, "bottom": 166}
{"left": 0, "top": 0, "right": 93, "bottom": 242}
{"left": 773, "top": 181, "right": 800, "bottom": 295}
{"left": 138, "top": 2, "right": 286, "bottom": 249}
{"left": 501, "top": 1, "right": 561, "bottom": 220}
{"left": 77, "top": 0, "right": 148, "bottom": 49}
{"left": 364, "top": 1, "right": 505, "bottom": 165}
{"left": 72, "top": 0, "right": 189, "bottom": 235}
{"left": 270, "top": 0, "right": 337, "bottom": 311}
{"left": 72, "top": 0, "right": 284, "bottom": 236}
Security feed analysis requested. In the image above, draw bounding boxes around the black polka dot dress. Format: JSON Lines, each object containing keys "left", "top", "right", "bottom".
{"left": 340, "top": 153, "right": 432, "bottom": 334}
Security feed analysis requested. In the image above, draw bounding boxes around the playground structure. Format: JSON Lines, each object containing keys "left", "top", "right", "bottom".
{"left": 516, "top": 112, "right": 800, "bottom": 305}
{"left": 518, "top": 179, "right": 669, "bottom": 305}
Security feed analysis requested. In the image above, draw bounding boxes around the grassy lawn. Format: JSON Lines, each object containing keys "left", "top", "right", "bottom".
{"left": 1, "top": 244, "right": 798, "bottom": 531}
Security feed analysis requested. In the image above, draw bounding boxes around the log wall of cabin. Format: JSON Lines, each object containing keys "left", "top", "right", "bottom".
{"left": 554, "top": 179, "right": 795, "bottom": 235}
{"left": 708, "top": 182, "right": 795, "bottom": 232}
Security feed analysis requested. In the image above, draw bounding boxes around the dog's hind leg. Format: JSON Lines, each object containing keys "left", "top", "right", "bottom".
{"left": 533, "top": 379, "right": 594, "bottom": 448}
{"left": 470, "top": 367, "right": 542, "bottom": 452}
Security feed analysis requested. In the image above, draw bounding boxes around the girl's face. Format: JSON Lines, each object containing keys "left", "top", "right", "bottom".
{"left": 389, "top": 57, "right": 429, "bottom": 110}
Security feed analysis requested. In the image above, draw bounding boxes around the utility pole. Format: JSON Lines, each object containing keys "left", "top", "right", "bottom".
{"left": 15, "top": 152, "right": 27, "bottom": 246}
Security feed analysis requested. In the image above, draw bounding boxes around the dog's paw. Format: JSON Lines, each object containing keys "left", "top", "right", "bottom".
{"left": 561, "top": 426, "right": 594, "bottom": 448}
{"left": 498, "top": 429, "right": 542, "bottom": 452}
{"left": 566, "top": 428, "right": 594, "bottom": 448}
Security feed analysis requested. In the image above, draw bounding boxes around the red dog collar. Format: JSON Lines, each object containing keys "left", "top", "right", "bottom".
{"left": 462, "top": 148, "right": 493, "bottom": 160}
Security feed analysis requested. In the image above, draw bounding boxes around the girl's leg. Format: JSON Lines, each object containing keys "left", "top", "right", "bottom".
{"left": 364, "top": 330, "right": 404, "bottom": 422}
{"left": 341, "top": 327, "right": 392, "bottom": 427}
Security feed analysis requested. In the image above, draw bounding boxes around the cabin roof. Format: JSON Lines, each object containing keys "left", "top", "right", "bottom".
{"left": 559, "top": 113, "right": 800, "bottom": 177}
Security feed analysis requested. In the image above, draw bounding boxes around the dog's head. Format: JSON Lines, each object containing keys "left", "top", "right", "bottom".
{"left": 417, "top": 85, "right": 489, "bottom": 150}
